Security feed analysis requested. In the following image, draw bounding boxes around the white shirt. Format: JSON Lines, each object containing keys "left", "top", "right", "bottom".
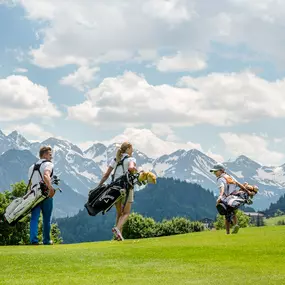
{"left": 217, "top": 173, "right": 237, "bottom": 196}
{"left": 28, "top": 159, "right": 54, "bottom": 189}
{"left": 108, "top": 153, "right": 136, "bottom": 181}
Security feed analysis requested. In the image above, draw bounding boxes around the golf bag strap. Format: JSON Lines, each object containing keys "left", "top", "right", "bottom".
{"left": 27, "top": 160, "right": 52, "bottom": 192}
{"left": 111, "top": 155, "right": 129, "bottom": 182}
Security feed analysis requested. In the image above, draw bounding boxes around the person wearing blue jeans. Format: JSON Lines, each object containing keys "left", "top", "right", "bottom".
{"left": 28, "top": 146, "right": 55, "bottom": 245}
{"left": 30, "top": 198, "right": 53, "bottom": 245}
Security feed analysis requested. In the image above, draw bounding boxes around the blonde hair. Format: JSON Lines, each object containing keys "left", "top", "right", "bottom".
{"left": 39, "top": 145, "right": 52, "bottom": 158}
{"left": 116, "top": 142, "right": 132, "bottom": 162}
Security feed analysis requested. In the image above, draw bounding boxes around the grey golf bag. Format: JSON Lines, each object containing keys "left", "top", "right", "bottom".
{"left": 4, "top": 160, "right": 60, "bottom": 226}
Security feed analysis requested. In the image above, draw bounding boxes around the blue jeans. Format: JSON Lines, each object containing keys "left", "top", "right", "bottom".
{"left": 30, "top": 198, "right": 53, "bottom": 244}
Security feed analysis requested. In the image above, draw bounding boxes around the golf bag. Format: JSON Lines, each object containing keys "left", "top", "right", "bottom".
{"left": 4, "top": 161, "right": 60, "bottom": 226}
{"left": 85, "top": 171, "right": 145, "bottom": 217}
{"left": 216, "top": 195, "right": 246, "bottom": 216}
{"left": 216, "top": 190, "right": 254, "bottom": 222}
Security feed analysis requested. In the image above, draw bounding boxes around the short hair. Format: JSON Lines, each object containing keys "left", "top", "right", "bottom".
{"left": 39, "top": 146, "right": 52, "bottom": 158}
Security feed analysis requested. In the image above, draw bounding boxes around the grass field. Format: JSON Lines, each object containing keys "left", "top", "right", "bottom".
{"left": 1, "top": 226, "right": 285, "bottom": 285}
{"left": 265, "top": 215, "right": 285, "bottom": 226}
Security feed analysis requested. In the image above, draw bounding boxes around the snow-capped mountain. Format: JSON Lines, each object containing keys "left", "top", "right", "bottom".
{"left": 28, "top": 137, "right": 103, "bottom": 196}
{"left": 0, "top": 149, "right": 86, "bottom": 218}
{"left": 7, "top": 131, "right": 31, "bottom": 149}
{"left": 0, "top": 130, "right": 22, "bottom": 154}
{"left": 152, "top": 149, "right": 218, "bottom": 191}
{"left": 85, "top": 142, "right": 154, "bottom": 172}
{"left": 1, "top": 128, "right": 285, "bottom": 210}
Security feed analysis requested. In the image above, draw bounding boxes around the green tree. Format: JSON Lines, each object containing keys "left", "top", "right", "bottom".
{"left": 0, "top": 181, "right": 30, "bottom": 245}
{"left": 214, "top": 210, "right": 250, "bottom": 230}
{"left": 0, "top": 181, "right": 63, "bottom": 245}
{"left": 274, "top": 209, "right": 284, "bottom": 217}
{"left": 122, "top": 212, "right": 204, "bottom": 239}
{"left": 122, "top": 212, "right": 157, "bottom": 239}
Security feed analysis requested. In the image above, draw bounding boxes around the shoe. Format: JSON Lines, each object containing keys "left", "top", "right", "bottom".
{"left": 231, "top": 225, "right": 240, "bottom": 234}
{"left": 112, "top": 227, "right": 124, "bottom": 241}
{"left": 43, "top": 240, "right": 53, "bottom": 245}
{"left": 31, "top": 242, "right": 39, "bottom": 245}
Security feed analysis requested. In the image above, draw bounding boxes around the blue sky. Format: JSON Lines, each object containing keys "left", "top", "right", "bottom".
{"left": 1, "top": 0, "right": 285, "bottom": 166}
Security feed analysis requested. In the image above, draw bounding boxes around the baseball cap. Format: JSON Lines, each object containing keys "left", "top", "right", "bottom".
{"left": 210, "top": 163, "right": 225, "bottom": 172}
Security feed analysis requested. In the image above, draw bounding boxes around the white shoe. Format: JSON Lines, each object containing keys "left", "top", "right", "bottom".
{"left": 112, "top": 227, "right": 124, "bottom": 241}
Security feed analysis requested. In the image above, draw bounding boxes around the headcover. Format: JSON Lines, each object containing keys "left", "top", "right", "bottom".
{"left": 243, "top": 182, "right": 259, "bottom": 194}
{"left": 138, "top": 171, "right": 157, "bottom": 184}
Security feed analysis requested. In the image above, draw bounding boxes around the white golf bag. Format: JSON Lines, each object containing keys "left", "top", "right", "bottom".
{"left": 4, "top": 186, "right": 48, "bottom": 225}
{"left": 4, "top": 160, "right": 60, "bottom": 226}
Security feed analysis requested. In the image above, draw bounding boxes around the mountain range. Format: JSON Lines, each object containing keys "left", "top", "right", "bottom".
{"left": 0, "top": 128, "right": 284, "bottom": 216}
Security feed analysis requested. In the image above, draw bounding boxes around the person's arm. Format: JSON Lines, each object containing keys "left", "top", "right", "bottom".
{"left": 43, "top": 169, "right": 54, "bottom": 197}
{"left": 98, "top": 166, "right": 113, "bottom": 186}
{"left": 235, "top": 180, "right": 251, "bottom": 194}
{"left": 128, "top": 161, "right": 137, "bottom": 173}
{"left": 128, "top": 157, "right": 137, "bottom": 173}
{"left": 217, "top": 185, "right": 225, "bottom": 202}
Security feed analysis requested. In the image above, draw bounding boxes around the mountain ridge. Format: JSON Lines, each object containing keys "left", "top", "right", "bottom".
{"left": 0, "top": 128, "right": 285, "bottom": 210}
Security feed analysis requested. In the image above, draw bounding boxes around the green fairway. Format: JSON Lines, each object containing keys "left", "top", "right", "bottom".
{"left": 1, "top": 226, "right": 285, "bottom": 285}
{"left": 265, "top": 215, "right": 285, "bottom": 226}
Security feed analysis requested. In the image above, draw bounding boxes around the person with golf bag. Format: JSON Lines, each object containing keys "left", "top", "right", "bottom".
{"left": 28, "top": 146, "right": 56, "bottom": 245}
{"left": 97, "top": 142, "right": 137, "bottom": 241}
{"left": 210, "top": 163, "right": 246, "bottom": 235}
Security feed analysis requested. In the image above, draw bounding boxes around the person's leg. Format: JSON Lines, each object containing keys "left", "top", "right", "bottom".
{"left": 117, "top": 189, "right": 134, "bottom": 233}
{"left": 30, "top": 204, "right": 41, "bottom": 244}
{"left": 42, "top": 198, "right": 53, "bottom": 245}
{"left": 115, "top": 200, "right": 122, "bottom": 227}
{"left": 112, "top": 200, "right": 123, "bottom": 240}
{"left": 232, "top": 212, "right": 240, "bottom": 234}
{"left": 225, "top": 218, "right": 231, "bottom": 234}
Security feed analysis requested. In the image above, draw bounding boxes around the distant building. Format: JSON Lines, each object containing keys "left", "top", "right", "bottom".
{"left": 244, "top": 212, "right": 265, "bottom": 226}
{"left": 200, "top": 218, "right": 214, "bottom": 229}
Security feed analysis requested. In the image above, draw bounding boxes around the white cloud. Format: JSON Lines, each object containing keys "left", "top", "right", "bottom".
{"left": 77, "top": 140, "right": 96, "bottom": 151}
{"left": 14, "top": 68, "right": 28, "bottom": 73}
{"left": 274, "top": 138, "right": 283, "bottom": 143}
{"left": 59, "top": 65, "right": 99, "bottom": 91}
{"left": 219, "top": 132, "right": 284, "bottom": 166}
{"left": 206, "top": 150, "right": 224, "bottom": 163}
{"left": 0, "top": 75, "right": 61, "bottom": 122}
{"left": 103, "top": 127, "right": 202, "bottom": 158}
{"left": 101, "top": 127, "right": 223, "bottom": 161}
{"left": 150, "top": 124, "right": 180, "bottom": 142}
{"left": 67, "top": 71, "right": 285, "bottom": 127}
{"left": 142, "top": 0, "right": 193, "bottom": 25}
{"left": 156, "top": 51, "right": 207, "bottom": 72}
{"left": 4, "top": 123, "right": 54, "bottom": 141}
{"left": 6, "top": 0, "right": 285, "bottom": 68}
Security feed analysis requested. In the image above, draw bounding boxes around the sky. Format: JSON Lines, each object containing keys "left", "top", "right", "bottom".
{"left": 1, "top": 0, "right": 285, "bottom": 166}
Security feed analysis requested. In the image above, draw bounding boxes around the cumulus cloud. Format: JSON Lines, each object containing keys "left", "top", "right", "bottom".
{"left": 67, "top": 71, "right": 285, "bottom": 127}
{"left": 4, "top": 0, "right": 284, "bottom": 68}
{"left": 5, "top": 123, "right": 54, "bottom": 141}
{"left": 0, "top": 75, "right": 61, "bottom": 122}
{"left": 156, "top": 51, "right": 207, "bottom": 72}
{"left": 150, "top": 124, "right": 181, "bottom": 142}
{"left": 103, "top": 127, "right": 202, "bottom": 158}
{"left": 219, "top": 132, "right": 284, "bottom": 166}
{"left": 59, "top": 66, "right": 99, "bottom": 91}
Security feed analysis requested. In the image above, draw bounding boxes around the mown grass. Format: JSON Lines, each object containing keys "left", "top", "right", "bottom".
{"left": 1, "top": 226, "right": 285, "bottom": 285}
{"left": 265, "top": 215, "right": 285, "bottom": 226}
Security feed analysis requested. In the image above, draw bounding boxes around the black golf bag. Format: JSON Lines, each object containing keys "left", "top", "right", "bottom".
{"left": 84, "top": 171, "right": 143, "bottom": 217}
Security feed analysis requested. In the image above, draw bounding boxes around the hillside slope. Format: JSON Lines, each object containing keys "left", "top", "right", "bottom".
{"left": 0, "top": 227, "right": 284, "bottom": 285}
